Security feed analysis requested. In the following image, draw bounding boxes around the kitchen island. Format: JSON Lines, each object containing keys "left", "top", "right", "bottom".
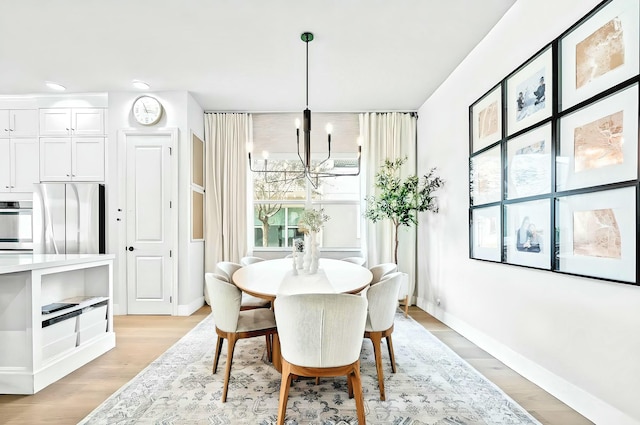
{"left": 0, "top": 254, "right": 115, "bottom": 394}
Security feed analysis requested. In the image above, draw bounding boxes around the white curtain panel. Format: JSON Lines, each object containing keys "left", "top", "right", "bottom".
{"left": 204, "top": 113, "right": 251, "bottom": 271}
{"left": 359, "top": 112, "right": 417, "bottom": 305}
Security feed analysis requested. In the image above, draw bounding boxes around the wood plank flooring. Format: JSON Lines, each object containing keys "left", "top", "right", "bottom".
{"left": 0, "top": 306, "right": 593, "bottom": 424}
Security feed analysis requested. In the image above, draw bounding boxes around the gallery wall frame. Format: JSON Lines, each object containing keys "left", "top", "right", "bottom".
{"left": 468, "top": 0, "right": 640, "bottom": 285}
{"left": 557, "top": 83, "right": 638, "bottom": 192}
{"left": 559, "top": 0, "right": 640, "bottom": 110}
{"left": 506, "top": 46, "right": 554, "bottom": 136}
{"left": 470, "top": 84, "right": 503, "bottom": 153}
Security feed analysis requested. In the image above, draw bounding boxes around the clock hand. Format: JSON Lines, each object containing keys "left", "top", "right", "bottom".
{"left": 143, "top": 103, "right": 149, "bottom": 113}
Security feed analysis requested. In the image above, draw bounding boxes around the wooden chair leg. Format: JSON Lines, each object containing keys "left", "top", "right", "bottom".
{"left": 350, "top": 363, "right": 366, "bottom": 425}
{"left": 403, "top": 295, "right": 409, "bottom": 317}
{"left": 386, "top": 334, "right": 397, "bottom": 373}
{"left": 315, "top": 377, "right": 320, "bottom": 385}
{"left": 277, "top": 360, "right": 294, "bottom": 425}
{"left": 213, "top": 335, "right": 224, "bottom": 374}
{"left": 265, "top": 334, "right": 272, "bottom": 362}
{"left": 370, "top": 332, "right": 386, "bottom": 401}
{"left": 347, "top": 373, "right": 354, "bottom": 398}
{"left": 221, "top": 335, "right": 237, "bottom": 403}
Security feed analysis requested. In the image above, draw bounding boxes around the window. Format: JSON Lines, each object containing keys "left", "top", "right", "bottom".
{"left": 251, "top": 113, "right": 362, "bottom": 251}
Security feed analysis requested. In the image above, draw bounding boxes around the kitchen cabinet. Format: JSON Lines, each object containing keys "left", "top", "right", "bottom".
{"left": 40, "top": 137, "right": 104, "bottom": 182}
{"left": 0, "top": 109, "right": 38, "bottom": 138}
{"left": 0, "top": 138, "right": 40, "bottom": 192}
{"left": 0, "top": 254, "right": 115, "bottom": 394}
{"left": 39, "top": 108, "right": 104, "bottom": 137}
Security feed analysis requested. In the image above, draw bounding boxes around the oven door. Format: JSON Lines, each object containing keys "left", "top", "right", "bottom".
{"left": 0, "top": 201, "right": 33, "bottom": 252}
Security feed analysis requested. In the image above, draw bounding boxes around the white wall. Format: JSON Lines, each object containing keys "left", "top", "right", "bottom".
{"left": 417, "top": 0, "right": 640, "bottom": 424}
{"left": 107, "top": 91, "right": 204, "bottom": 316}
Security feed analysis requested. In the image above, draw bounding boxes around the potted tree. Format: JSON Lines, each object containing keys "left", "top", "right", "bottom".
{"left": 364, "top": 157, "right": 444, "bottom": 264}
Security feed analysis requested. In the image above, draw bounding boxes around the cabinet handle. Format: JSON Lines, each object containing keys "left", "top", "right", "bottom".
{"left": 4, "top": 186, "right": 8, "bottom": 189}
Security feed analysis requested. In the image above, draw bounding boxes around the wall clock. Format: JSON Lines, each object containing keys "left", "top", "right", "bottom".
{"left": 132, "top": 95, "right": 163, "bottom": 125}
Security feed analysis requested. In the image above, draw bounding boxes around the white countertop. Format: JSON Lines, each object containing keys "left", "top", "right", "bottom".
{"left": 0, "top": 253, "right": 115, "bottom": 274}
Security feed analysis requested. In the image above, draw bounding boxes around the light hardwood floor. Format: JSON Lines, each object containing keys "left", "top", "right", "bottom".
{"left": 0, "top": 306, "right": 593, "bottom": 425}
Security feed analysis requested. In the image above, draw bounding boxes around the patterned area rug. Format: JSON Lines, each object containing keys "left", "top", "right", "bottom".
{"left": 79, "top": 312, "right": 541, "bottom": 425}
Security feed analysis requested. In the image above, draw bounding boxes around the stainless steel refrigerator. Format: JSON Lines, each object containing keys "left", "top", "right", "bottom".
{"left": 33, "top": 183, "right": 105, "bottom": 254}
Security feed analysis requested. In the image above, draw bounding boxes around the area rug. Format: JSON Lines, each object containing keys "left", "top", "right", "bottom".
{"left": 78, "top": 312, "right": 542, "bottom": 425}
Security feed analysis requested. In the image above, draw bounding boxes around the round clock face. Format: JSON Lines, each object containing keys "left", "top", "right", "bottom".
{"left": 132, "top": 95, "right": 163, "bottom": 125}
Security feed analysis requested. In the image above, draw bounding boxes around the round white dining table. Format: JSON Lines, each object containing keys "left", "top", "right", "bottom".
{"left": 232, "top": 258, "right": 372, "bottom": 372}
{"left": 232, "top": 258, "right": 373, "bottom": 302}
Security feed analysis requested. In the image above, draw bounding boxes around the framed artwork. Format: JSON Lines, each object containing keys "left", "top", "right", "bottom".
{"left": 504, "top": 199, "right": 551, "bottom": 269}
{"left": 191, "top": 190, "right": 204, "bottom": 241}
{"left": 192, "top": 133, "right": 205, "bottom": 188}
{"left": 471, "top": 84, "right": 502, "bottom": 153}
{"left": 506, "top": 46, "right": 553, "bottom": 135}
{"left": 556, "top": 186, "right": 636, "bottom": 282}
{"left": 470, "top": 145, "right": 501, "bottom": 206}
{"left": 560, "top": 0, "right": 640, "bottom": 110}
{"left": 506, "top": 123, "right": 552, "bottom": 200}
{"left": 471, "top": 205, "right": 501, "bottom": 262}
{"left": 556, "top": 83, "right": 638, "bottom": 191}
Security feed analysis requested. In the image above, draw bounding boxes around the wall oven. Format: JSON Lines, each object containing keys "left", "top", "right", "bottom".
{"left": 0, "top": 200, "right": 33, "bottom": 252}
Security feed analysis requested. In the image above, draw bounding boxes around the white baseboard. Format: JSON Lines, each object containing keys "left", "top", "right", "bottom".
{"left": 177, "top": 296, "right": 205, "bottom": 317}
{"left": 416, "top": 297, "right": 638, "bottom": 425}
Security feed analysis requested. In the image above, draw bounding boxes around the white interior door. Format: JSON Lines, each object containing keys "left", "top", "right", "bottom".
{"left": 126, "top": 133, "right": 175, "bottom": 314}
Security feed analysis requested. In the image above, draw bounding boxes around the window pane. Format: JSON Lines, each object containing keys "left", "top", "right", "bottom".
{"left": 318, "top": 204, "right": 361, "bottom": 248}
{"left": 252, "top": 159, "right": 306, "bottom": 201}
{"left": 254, "top": 206, "right": 286, "bottom": 247}
{"left": 311, "top": 172, "right": 360, "bottom": 201}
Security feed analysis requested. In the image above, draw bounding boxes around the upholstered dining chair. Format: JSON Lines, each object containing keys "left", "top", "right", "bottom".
{"left": 364, "top": 271, "right": 404, "bottom": 401}
{"left": 240, "top": 256, "right": 265, "bottom": 266}
{"left": 274, "top": 293, "right": 368, "bottom": 425}
{"left": 215, "top": 261, "right": 243, "bottom": 281}
{"left": 212, "top": 265, "right": 270, "bottom": 311}
{"left": 341, "top": 256, "right": 366, "bottom": 267}
{"left": 369, "top": 263, "right": 397, "bottom": 284}
{"left": 204, "top": 273, "right": 277, "bottom": 403}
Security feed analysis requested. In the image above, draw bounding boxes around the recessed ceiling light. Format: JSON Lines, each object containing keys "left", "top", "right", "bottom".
{"left": 132, "top": 80, "right": 150, "bottom": 90}
{"left": 45, "top": 81, "right": 66, "bottom": 91}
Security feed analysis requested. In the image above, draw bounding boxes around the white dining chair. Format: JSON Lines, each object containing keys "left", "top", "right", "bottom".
{"left": 364, "top": 271, "right": 403, "bottom": 400}
{"left": 341, "top": 256, "right": 366, "bottom": 266}
{"left": 274, "top": 293, "right": 368, "bottom": 425}
{"left": 378, "top": 269, "right": 410, "bottom": 317}
{"left": 205, "top": 273, "right": 277, "bottom": 402}
{"left": 240, "top": 256, "right": 266, "bottom": 266}
{"left": 369, "top": 263, "right": 397, "bottom": 284}
{"left": 213, "top": 263, "right": 270, "bottom": 310}
{"left": 215, "top": 261, "right": 243, "bottom": 281}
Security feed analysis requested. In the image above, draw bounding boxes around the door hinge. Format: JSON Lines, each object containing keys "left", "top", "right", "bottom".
{"left": 169, "top": 250, "right": 172, "bottom": 258}
{"left": 169, "top": 201, "right": 172, "bottom": 208}
{"left": 169, "top": 147, "right": 172, "bottom": 155}
{"left": 170, "top": 296, "right": 172, "bottom": 303}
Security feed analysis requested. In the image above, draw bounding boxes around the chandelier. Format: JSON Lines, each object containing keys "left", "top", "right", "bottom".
{"left": 248, "top": 32, "right": 362, "bottom": 188}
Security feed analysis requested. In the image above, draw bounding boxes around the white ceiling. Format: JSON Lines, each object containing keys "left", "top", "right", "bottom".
{"left": 0, "top": 0, "right": 516, "bottom": 112}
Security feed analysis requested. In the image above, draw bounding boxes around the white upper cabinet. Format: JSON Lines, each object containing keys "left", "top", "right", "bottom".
{"left": 39, "top": 108, "right": 104, "bottom": 136}
{"left": 0, "top": 138, "right": 39, "bottom": 192}
{"left": 40, "top": 137, "right": 104, "bottom": 182}
{"left": 0, "top": 110, "right": 39, "bottom": 138}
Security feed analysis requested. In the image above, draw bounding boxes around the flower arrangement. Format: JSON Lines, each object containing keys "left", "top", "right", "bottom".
{"left": 298, "top": 208, "right": 330, "bottom": 233}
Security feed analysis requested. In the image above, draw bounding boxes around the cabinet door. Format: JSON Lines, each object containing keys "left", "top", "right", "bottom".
{"left": 72, "top": 109, "right": 104, "bottom": 136}
{"left": 40, "top": 109, "right": 72, "bottom": 136}
{"left": 0, "top": 110, "right": 10, "bottom": 139}
{"left": 10, "top": 110, "right": 38, "bottom": 137}
{"left": 72, "top": 137, "right": 104, "bottom": 181}
{"left": 40, "top": 138, "right": 72, "bottom": 181}
{"left": 12, "top": 138, "right": 40, "bottom": 192}
{"left": 0, "top": 140, "right": 10, "bottom": 191}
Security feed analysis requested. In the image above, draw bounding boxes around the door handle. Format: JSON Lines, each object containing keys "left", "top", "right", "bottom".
{"left": 128, "top": 246, "right": 135, "bottom": 251}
